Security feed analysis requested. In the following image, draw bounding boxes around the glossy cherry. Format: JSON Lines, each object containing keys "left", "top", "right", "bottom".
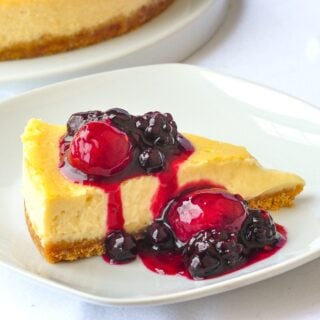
{"left": 166, "top": 189, "right": 248, "bottom": 243}
{"left": 68, "top": 120, "right": 133, "bottom": 177}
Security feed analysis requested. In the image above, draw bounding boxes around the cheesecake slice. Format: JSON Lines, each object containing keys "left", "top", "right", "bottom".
{"left": 21, "top": 110, "right": 304, "bottom": 264}
{"left": 0, "top": 0, "right": 174, "bottom": 60}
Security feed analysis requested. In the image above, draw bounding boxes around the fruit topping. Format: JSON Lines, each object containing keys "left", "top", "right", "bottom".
{"left": 166, "top": 189, "right": 247, "bottom": 243}
{"left": 68, "top": 121, "right": 133, "bottom": 177}
{"left": 240, "top": 209, "right": 280, "bottom": 249}
{"left": 184, "top": 229, "right": 246, "bottom": 279}
{"left": 61, "top": 109, "right": 285, "bottom": 280}
{"left": 134, "top": 187, "right": 284, "bottom": 280}
{"left": 67, "top": 110, "right": 104, "bottom": 136}
{"left": 143, "top": 221, "right": 176, "bottom": 253}
{"left": 104, "top": 230, "right": 137, "bottom": 263}
{"left": 62, "top": 109, "right": 193, "bottom": 178}
{"left": 106, "top": 108, "right": 131, "bottom": 123}
{"left": 139, "top": 147, "right": 165, "bottom": 173}
{"left": 136, "top": 112, "right": 178, "bottom": 146}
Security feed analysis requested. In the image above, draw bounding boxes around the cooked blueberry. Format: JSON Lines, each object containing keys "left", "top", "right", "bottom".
{"left": 184, "top": 229, "right": 246, "bottom": 279}
{"left": 187, "top": 252, "right": 222, "bottom": 279}
{"left": 144, "top": 221, "right": 176, "bottom": 252}
{"left": 139, "top": 148, "right": 165, "bottom": 173}
{"left": 240, "top": 209, "right": 279, "bottom": 249}
{"left": 67, "top": 110, "right": 103, "bottom": 136}
{"left": 105, "top": 230, "right": 137, "bottom": 263}
{"left": 137, "top": 111, "right": 178, "bottom": 146}
{"left": 135, "top": 115, "right": 149, "bottom": 131}
{"left": 215, "top": 234, "right": 246, "bottom": 267}
{"left": 105, "top": 108, "right": 131, "bottom": 124}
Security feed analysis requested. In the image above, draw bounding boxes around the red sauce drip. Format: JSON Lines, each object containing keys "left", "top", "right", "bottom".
{"left": 139, "top": 224, "right": 286, "bottom": 280}
{"left": 106, "top": 184, "right": 124, "bottom": 231}
{"left": 151, "top": 155, "right": 191, "bottom": 218}
{"left": 59, "top": 135, "right": 194, "bottom": 233}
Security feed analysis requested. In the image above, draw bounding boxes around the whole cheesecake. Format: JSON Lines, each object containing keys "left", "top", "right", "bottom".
{"left": 21, "top": 109, "right": 304, "bottom": 268}
{"left": 0, "top": 0, "right": 174, "bottom": 60}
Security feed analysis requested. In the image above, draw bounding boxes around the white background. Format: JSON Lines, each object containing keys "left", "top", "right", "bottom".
{"left": 2, "top": 0, "right": 320, "bottom": 319}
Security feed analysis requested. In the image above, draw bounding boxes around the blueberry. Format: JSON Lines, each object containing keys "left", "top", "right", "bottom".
{"left": 139, "top": 148, "right": 165, "bottom": 173}
{"left": 137, "top": 112, "right": 178, "bottom": 146}
{"left": 240, "top": 209, "right": 279, "bottom": 249}
{"left": 184, "top": 229, "right": 246, "bottom": 279}
{"left": 67, "top": 110, "right": 104, "bottom": 136}
{"left": 104, "top": 230, "right": 137, "bottom": 263}
{"left": 144, "top": 221, "right": 176, "bottom": 252}
{"left": 187, "top": 252, "right": 222, "bottom": 279}
{"left": 105, "top": 108, "right": 131, "bottom": 123}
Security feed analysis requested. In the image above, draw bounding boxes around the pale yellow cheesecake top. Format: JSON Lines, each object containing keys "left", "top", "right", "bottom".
{"left": 22, "top": 119, "right": 305, "bottom": 246}
{"left": 0, "top": 0, "right": 159, "bottom": 48}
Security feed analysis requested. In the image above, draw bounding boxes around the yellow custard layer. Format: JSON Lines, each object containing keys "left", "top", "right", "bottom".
{"left": 22, "top": 119, "right": 304, "bottom": 246}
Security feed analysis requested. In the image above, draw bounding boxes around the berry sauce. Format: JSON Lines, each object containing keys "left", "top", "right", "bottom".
{"left": 59, "top": 109, "right": 287, "bottom": 279}
{"left": 138, "top": 224, "right": 286, "bottom": 280}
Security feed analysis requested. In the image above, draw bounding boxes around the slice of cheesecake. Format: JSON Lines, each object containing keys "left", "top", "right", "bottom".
{"left": 21, "top": 110, "right": 304, "bottom": 263}
{"left": 0, "top": 0, "right": 174, "bottom": 60}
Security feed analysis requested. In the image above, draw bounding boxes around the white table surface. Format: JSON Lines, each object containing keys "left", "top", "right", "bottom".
{"left": 2, "top": 0, "right": 320, "bottom": 319}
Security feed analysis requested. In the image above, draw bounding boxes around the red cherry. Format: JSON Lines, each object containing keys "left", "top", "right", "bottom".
{"left": 68, "top": 121, "right": 133, "bottom": 176}
{"left": 167, "top": 189, "right": 247, "bottom": 243}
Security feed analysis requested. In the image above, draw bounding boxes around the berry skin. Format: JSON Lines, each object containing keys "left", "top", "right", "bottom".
{"left": 105, "top": 108, "right": 132, "bottom": 130}
{"left": 136, "top": 112, "right": 178, "bottom": 146}
{"left": 240, "top": 209, "right": 279, "bottom": 249}
{"left": 144, "top": 221, "right": 176, "bottom": 252}
{"left": 187, "top": 253, "right": 221, "bottom": 280}
{"left": 68, "top": 121, "right": 133, "bottom": 177}
{"left": 105, "top": 230, "right": 137, "bottom": 263}
{"left": 184, "top": 229, "right": 246, "bottom": 279}
{"left": 67, "top": 110, "right": 104, "bottom": 136}
{"left": 167, "top": 189, "right": 247, "bottom": 243}
{"left": 139, "top": 148, "right": 165, "bottom": 173}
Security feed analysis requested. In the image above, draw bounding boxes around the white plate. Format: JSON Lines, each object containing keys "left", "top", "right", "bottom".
{"left": 0, "top": 0, "right": 229, "bottom": 99}
{"left": 0, "top": 64, "right": 319, "bottom": 307}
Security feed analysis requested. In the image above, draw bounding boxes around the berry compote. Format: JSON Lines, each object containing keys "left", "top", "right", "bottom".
{"left": 59, "top": 108, "right": 286, "bottom": 279}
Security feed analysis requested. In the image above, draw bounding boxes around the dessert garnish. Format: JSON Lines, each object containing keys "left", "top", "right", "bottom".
{"left": 58, "top": 109, "right": 286, "bottom": 280}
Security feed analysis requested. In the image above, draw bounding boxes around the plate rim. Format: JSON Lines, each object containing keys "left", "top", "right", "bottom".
{"left": 1, "top": 63, "right": 320, "bottom": 306}
{"left": 1, "top": 239, "right": 320, "bottom": 306}
{"left": 1, "top": 62, "right": 319, "bottom": 115}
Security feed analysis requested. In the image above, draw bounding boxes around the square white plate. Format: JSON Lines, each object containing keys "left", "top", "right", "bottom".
{"left": 0, "top": 64, "right": 319, "bottom": 306}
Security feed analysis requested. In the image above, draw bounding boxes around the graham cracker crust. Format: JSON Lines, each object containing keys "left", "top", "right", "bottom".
{"left": 248, "top": 184, "right": 304, "bottom": 211}
{"left": 0, "top": 0, "right": 174, "bottom": 61}
{"left": 25, "top": 210, "right": 105, "bottom": 263}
